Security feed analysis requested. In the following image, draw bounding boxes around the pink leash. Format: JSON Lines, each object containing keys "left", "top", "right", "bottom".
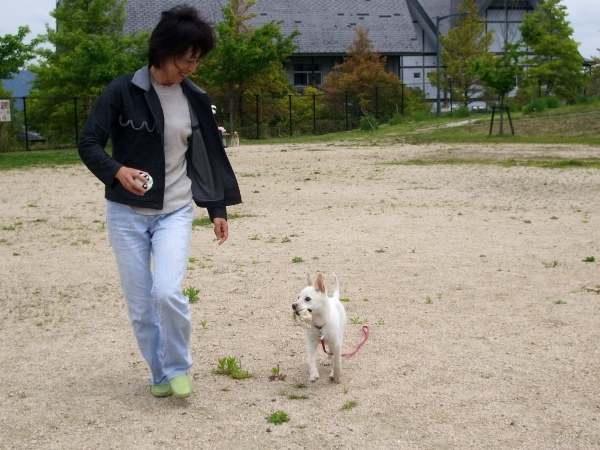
{"left": 321, "top": 324, "right": 369, "bottom": 357}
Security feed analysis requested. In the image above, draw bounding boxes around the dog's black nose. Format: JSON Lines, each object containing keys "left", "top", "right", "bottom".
{"left": 292, "top": 303, "right": 297, "bottom": 310}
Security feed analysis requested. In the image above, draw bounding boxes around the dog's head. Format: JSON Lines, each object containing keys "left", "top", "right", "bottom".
{"left": 292, "top": 274, "right": 328, "bottom": 318}
{"left": 233, "top": 131, "right": 239, "bottom": 138}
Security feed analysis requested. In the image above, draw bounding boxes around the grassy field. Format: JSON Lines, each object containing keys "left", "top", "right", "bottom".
{"left": 1, "top": 103, "right": 598, "bottom": 171}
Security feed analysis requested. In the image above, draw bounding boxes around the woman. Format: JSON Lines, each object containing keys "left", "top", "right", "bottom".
{"left": 79, "top": 5, "right": 241, "bottom": 398}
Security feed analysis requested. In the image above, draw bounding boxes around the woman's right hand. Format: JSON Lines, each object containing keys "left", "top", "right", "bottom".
{"left": 115, "top": 166, "right": 149, "bottom": 195}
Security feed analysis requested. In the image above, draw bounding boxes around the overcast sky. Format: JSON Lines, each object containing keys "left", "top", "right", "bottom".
{"left": 0, "top": 0, "right": 599, "bottom": 58}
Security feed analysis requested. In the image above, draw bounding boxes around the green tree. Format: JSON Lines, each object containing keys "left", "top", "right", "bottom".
{"left": 0, "top": 26, "right": 40, "bottom": 81}
{"left": 321, "top": 27, "right": 404, "bottom": 123}
{"left": 29, "top": 0, "right": 148, "bottom": 142}
{"left": 587, "top": 56, "right": 600, "bottom": 97}
{"left": 470, "top": 43, "right": 523, "bottom": 134}
{"left": 0, "top": 27, "right": 39, "bottom": 151}
{"left": 427, "top": 0, "right": 494, "bottom": 107}
{"left": 519, "top": 0, "right": 584, "bottom": 101}
{"left": 193, "top": 0, "right": 299, "bottom": 135}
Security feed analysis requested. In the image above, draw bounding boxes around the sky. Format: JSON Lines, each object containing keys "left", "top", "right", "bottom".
{"left": 0, "top": 0, "right": 599, "bottom": 58}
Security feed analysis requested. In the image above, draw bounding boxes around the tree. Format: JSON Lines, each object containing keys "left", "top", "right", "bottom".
{"left": 427, "top": 0, "right": 494, "bottom": 107}
{"left": 29, "top": 0, "right": 148, "bottom": 141}
{"left": 470, "top": 43, "right": 523, "bottom": 134}
{"left": 321, "top": 27, "right": 404, "bottom": 122}
{"left": 587, "top": 55, "right": 600, "bottom": 97}
{"left": 193, "top": 0, "right": 299, "bottom": 135}
{"left": 519, "top": 0, "right": 584, "bottom": 101}
{"left": 0, "top": 26, "right": 40, "bottom": 81}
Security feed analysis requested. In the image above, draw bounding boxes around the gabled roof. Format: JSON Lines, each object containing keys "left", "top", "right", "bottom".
{"left": 247, "top": 0, "right": 420, "bottom": 55}
{"left": 124, "top": 0, "right": 423, "bottom": 55}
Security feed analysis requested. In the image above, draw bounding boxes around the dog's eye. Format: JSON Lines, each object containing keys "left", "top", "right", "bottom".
{"left": 304, "top": 296, "right": 311, "bottom": 302}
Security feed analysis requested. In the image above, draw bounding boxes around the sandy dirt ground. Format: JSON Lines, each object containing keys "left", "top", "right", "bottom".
{"left": 1, "top": 142, "right": 599, "bottom": 449}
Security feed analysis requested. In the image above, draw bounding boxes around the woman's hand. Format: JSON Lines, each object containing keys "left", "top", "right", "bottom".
{"left": 213, "top": 218, "right": 228, "bottom": 245}
{"left": 115, "top": 166, "right": 149, "bottom": 195}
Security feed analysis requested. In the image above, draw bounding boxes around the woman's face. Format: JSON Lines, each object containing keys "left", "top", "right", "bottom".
{"left": 155, "top": 48, "right": 201, "bottom": 85}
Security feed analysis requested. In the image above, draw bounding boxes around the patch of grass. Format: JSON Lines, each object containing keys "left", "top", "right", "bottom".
{"left": 0, "top": 149, "right": 82, "bottom": 170}
{"left": 267, "top": 410, "right": 290, "bottom": 425}
{"left": 342, "top": 400, "right": 358, "bottom": 410}
{"left": 268, "top": 365, "right": 286, "bottom": 381}
{"left": 286, "top": 393, "right": 309, "bottom": 400}
{"left": 292, "top": 256, "right": 304, "bottom": 263}
{"left": 555, "top": 299, "right": 567, "bottom": 305}
{"left": 192, "top": 212, "right": 257, "bottom": 228}
{"left": 543, "top": 260, "right": 562, "bottom": 268}
{"left": 182, "top": 286, "right": 201, "bottom": 303}
{"left": 582, "top": 256, "right": 596, "bottom": 263}
{"left": 384, "top": 157, "right": 600, "bottom": 169}
{"left": 215, "top": 356, "right": 252, "bottom": 379}
{"left": 350, "top": 316, "right": 365, "bottom": 324}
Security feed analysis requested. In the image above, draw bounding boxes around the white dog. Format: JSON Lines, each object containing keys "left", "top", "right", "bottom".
{"left": 292, "top": 273, "right": 346, "bottom": 383}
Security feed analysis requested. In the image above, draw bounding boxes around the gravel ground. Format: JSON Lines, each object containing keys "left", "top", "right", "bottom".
{"left": 1, "top": 142, "right": 599, "bottom": 449}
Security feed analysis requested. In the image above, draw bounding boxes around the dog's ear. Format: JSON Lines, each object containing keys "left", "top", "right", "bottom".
{"left": 315, "top": 274, "right": 326, "bottom": 293}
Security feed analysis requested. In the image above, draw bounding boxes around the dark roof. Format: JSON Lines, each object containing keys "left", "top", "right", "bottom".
{"left": 124, "top": 0, "right": 436, "bottom": 55}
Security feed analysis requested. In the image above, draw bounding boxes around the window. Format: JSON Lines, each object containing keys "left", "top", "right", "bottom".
{"left": 413, "top": 72, "right": 421, "bottom": 79}
{"left": 293, "top": 64, "right": 322, "bottom": 86}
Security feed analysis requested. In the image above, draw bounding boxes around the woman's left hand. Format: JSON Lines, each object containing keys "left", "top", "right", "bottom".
{"left": 213, "top": 218, "right": 228, "bottom": 245}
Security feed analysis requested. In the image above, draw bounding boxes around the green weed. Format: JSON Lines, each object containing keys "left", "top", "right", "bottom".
{"left": 342, "top": 400, "right": 358, "bottom": 410}
{"left": 183, "top": 286, "right": 200, "bottom": 303}
{"left": 267, "top": 410, "right": 290, "bottom": 425}
{"left": 215, "top": 356, "right": 252, "bottom": 379}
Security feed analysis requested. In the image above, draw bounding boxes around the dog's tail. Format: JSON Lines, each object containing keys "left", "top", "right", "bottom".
{"left": 331, "top": 272, "right": 340, "bottom": 300}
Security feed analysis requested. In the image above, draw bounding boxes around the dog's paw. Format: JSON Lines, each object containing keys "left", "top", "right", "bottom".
{"left": 322, "top": 355, "right": 333, "bottom": 366}
{"left": 309, "top": 372, "right": 319, "bottom": 382}
{"left": 329, "top": 370, "right": 341, "bottom": 384}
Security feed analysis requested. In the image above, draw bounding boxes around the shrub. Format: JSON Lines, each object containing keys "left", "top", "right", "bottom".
{"left": 522, "top": 97, "right": 548, "bottom": 114}
{"left": 360, "top": 116, "right": 379, "bottom": 131}
{"left": 546, "top": 96, "right": 560, "bottom": 109}
{"left": 412, "top": 110, "right": 429, "bottom": 122}
{"left": 388, "top": 113, "right": 409, "bottom": 126}
{"left": 453, "top": 106, "right": 470, "bottom": 118}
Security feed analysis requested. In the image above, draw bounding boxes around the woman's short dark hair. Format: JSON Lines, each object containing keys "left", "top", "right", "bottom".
{"left": 148, "top": 4, "right": 216, "bottom": 67}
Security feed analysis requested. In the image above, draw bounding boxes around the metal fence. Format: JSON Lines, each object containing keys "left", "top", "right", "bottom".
{"left": 1, "top": 84, "right": 421, "bottom": 151}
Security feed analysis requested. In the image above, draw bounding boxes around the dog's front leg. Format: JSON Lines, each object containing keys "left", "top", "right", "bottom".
{"left": 306, "top": 337, "right": 320, "bottom": 382}
{"left": 327, "top": 339, "right": 342, "bottom": 383}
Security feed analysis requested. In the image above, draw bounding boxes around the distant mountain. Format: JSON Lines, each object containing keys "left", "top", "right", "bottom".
{"left": 1, "top": 70, "right": 35, "bottom": 97}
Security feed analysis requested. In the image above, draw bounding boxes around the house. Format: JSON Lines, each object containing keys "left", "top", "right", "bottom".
{"left": 124, "top": 0, "right": 537, "bottom": 100}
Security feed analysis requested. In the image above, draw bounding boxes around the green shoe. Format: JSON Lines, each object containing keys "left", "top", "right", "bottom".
{"left": 150, "top": 384, "right": 172, "bottom": 398}
{"left": 170, "top": 373, "right": 193, "bottom": 398}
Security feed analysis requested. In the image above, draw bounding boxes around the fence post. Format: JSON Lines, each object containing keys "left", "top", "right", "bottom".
{"left": 288, "top": 94, "right": 292, "bottom": 137}
{"left": 401, "top": 83, "right": 405, "bottom": 115}
{"left": 375, "top": 87, "right": 379, "bottom": 119}
{"left": 255, "top": 94, "right": 260, "bottom": 139}
{"left": 345, "top": 91, "right": 349, "bottom": 131}
{"left": 312, "top": 93, "right": 316, "bottom": 135}
{"left": 22, "top": 97, "right": 29, "bottom": 151}
{"left": 73, "top": 97, "right": 79, "bottom": 147}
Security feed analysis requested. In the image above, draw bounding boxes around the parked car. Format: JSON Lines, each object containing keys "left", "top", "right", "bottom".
{"left": 18, "top": 131, "right": 46, "bottom": 142}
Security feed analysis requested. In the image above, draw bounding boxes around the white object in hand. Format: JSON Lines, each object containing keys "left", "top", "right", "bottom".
{"left": 134, "top": 172, "right": 153, "bottom": 191}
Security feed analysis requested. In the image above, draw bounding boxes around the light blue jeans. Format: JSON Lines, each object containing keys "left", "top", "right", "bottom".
{"left": 106, "top": 200, "right": 194, "bottom": 386}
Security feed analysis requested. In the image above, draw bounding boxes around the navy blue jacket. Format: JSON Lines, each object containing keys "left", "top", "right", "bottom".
{"left": 78, "top": 66, "right": 241, "bottom": 221}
